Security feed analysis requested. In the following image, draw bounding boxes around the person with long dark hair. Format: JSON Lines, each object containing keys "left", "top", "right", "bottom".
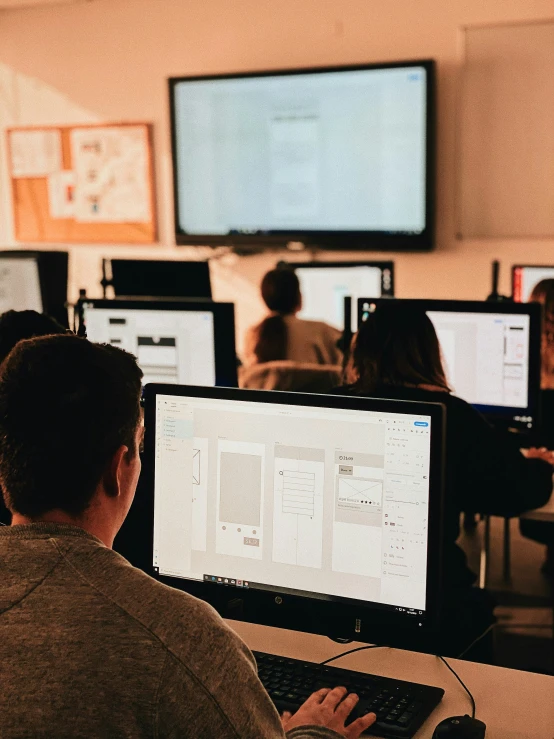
{"left": 334, "top": 303, "right": 554, "bottom": 657}
{"left": 244, "top": 269, "right": 342, "bottom": 366}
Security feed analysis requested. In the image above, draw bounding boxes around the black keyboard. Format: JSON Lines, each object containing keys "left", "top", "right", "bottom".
{"left": 254, "top": 651, "right": 444, "bottom": 738}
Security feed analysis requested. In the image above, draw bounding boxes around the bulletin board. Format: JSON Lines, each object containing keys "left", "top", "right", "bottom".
{"left": 7, "top": 122, "right": 157, "bottom": 244}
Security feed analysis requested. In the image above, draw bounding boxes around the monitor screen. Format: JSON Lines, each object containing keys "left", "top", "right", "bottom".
{"left": 149, "top": 387, "right": 442, "bottom": 631}
{"left": 80, "top": 299, "right": 238, "bottom": 388}
{"left": 0, "top": 257, "right": 42, "bottom": 314}
{"left": 108, "top": 259, "right": 212, "bottom": 299}
{"left": 359, "top": 299, "right": 541, "bottom": 431}
{"left": 170, "top": 61, "right": 435, "bottom": 250}
{"left": 284, "top": 261, "right": 394, "bottom": 330}
{"left": 512, "top": 265, "right": 554, "bottom": 303}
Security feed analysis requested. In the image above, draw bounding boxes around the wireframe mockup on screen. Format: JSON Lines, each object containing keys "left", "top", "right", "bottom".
{"left": 143, "top": 385, "right": 445, "bottom": 639}
{"left": 281, "top": 261, "right": 394, "bottom": 331}
{"left": 170, "top": 60, "right": 435, "bottom": 251}
{"left": 359, "top": 299, "right": 541, "bottom": 432}
{"left": 79, "top": 299, "right": 238, "bottom": 388}
{"left": 0, "top": 256, "right": 42, "bottom": 314}
{"left": 512, "top": 265, "right": 554, "bottom": 303}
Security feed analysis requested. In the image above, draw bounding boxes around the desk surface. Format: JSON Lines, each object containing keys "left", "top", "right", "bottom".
{"left": 521, "top": 493, "right": 554, "bottom": 523}
{"left": 228, "top": 621, "right": 554, "bottom": 739}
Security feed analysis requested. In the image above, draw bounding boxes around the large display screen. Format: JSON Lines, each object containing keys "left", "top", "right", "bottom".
{"left": 170, "top": 61, "right": 435, "bottom": 250}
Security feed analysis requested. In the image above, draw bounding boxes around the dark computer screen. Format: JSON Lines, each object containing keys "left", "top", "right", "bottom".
{"left": 108, "top": 259, "right": 212, "bottom": 299}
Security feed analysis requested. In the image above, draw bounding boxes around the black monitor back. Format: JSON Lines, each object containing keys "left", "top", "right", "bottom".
{"left": 109, "top": 259, "right": 212, "bottom": 299}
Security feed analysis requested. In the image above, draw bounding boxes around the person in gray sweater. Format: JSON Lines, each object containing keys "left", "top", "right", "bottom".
{"left": 0, "top": 334, "right": 375, "bottom": 739}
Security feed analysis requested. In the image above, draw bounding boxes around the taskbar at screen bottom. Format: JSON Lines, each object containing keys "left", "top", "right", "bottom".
{"left": 153, "top": 567, "right": 429, "bottom": 628}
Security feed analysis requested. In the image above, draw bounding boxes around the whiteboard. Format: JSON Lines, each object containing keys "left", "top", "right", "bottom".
{"left": 458, "top": 21, "right": 554, "bottom": 238}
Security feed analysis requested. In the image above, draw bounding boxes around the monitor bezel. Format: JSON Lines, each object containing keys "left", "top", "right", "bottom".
{"left": 108, "top": 259, "right": 213, "bottom": 300}
{"left": 278, "top": 260, "right": 395, "bottom": 298}
{"left": 357, "top": 298, "right": 542, "bottom": 432}
{"left": 77, "top": 298, "right": 238, "bottom": 388}
{"left": 142, "top": 383, "right": 445, "bottom": 645}
{"left": 169, "top": 59, "right": 436, "bottom": 252}
{"left": 511, "top": 264, "right": 554, "bottom": 303}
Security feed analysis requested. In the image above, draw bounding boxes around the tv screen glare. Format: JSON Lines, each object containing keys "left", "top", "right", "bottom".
{"left": 170, "top": 60, "right": 435, "bottom": 251}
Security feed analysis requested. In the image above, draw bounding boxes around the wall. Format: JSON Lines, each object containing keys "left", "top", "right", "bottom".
{"left": 0, "top": 0, "right": 554, "bottom": 353}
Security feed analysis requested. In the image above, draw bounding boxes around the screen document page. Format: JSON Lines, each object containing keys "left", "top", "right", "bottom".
{"left": 0, "top": 258, "right": 42, "bottom": 314}
{"left": 426, "top": 311, "right": 530, "bottom": 409}
{"left": 173, "top": 66, "right": 427, "bottom": 235}
{"left": 83, "top": 306, "right": 216, "bottom": 386}
{"left": 297, "top": 266, "right": 384, "bottom": 330}
{"left": 153, "top": 395, "right": 432, "bottom": 614}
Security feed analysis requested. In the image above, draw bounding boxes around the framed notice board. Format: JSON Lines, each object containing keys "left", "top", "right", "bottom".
{"left": 7, "top": 122, "right": 157, "bottom": 244}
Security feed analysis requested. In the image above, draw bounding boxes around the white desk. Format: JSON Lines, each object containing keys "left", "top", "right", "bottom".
{"left": 229, "top": 621, "right": 554, "bottom": 739}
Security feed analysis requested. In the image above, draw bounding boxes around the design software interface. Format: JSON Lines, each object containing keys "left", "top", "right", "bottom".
{"left": 513, "top": 266, "right": 554, "bottom": 303}
{"left": 361, "top": 304, "right": 530, "bottom": 410}
{"left": 173, "top": 66, "right": 427, "bottom": 235}
{"left": 153, "top": 394, "right": 432, "bottom": 614}
{"left": 297, "top": 266, "right": 391, "bottom": 331}
{"left": 83, "top": 306, "right": 216, "bottom": 386}
{"left": 0, "top": 258, "right": 42, "bottom": 314}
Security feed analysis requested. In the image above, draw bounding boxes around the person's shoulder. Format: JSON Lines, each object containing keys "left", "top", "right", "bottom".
{"left": 61, "top": 539, "right": 245, "bottom": 667}
{"left": 294, "top": 317, "right": 341, "bottom": 335}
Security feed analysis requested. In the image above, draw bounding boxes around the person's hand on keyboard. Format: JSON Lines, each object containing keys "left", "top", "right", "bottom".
{"left": 281, "top": 686, "right": 377, "bottom": 738}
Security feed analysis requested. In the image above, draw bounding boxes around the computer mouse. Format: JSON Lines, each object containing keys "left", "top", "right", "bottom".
{"left": 432, "top": 715, "right": 486, "bottom": 739}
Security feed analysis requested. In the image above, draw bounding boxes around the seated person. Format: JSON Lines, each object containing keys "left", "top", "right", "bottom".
{"left": 333, "top": 303, "right": 554, "bottom": 657}
{"left": 244, "top": 269, "right": 343, "bottom": 367}
{"left": 520, "top": 278, "right": 554, "bottom": 576}
{"left": 0, "top": 333, "right": 375, "bottom": 739}
{"left": 0, "top": 309, "right": 65, "bottom": 526}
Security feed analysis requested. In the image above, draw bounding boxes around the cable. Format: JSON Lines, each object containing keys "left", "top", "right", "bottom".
{"left": 456, "top": 623, "right": 496, "bottom": 659}
{"left": 437, "top": 656, "right": 476, "bottom": 719}
{"left": 320, "top": 645, "right": 384, "bottom": 666}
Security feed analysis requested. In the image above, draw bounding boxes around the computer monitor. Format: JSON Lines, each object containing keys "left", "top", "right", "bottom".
{"left": 358, "top": 298, "right": 541, "bottom": 433}
{"left": 0, "top": 250, "right": 69, "bottom": 327}
{"left": 512, "top": 264, "right": 554, "bottom": 303}
{"left": 142, "top": 384, "right": 445, "bottom": 644}
{"left": 280, "top": 260, "right": 394, "bottom": 331}
{"left": 106, "top": 259, "right": 212, "bottom": 299}
{"left": 79, "top": 299, "right": 237, "bottom": 388}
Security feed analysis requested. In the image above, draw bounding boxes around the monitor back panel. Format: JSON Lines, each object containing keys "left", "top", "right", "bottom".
{"left": 110, "top": 259, "right": 212, "bottom": 299}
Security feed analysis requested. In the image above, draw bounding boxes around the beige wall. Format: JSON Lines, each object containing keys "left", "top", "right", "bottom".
{"left": 1, "top": 0, "right": 554, "bottom": 352}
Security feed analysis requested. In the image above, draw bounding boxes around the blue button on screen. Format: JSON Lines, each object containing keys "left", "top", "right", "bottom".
{"left": 414, "top": 421, "right": 429, "bottom": 427}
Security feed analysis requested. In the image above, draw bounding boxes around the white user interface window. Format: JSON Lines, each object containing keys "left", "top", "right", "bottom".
{"left": 83, "top": 307, "right": 216, "bottom": 386}
{"left": 297, "top": 266, "right": 384, "bottom": 331}
{"left": 0, "top": 258, "right": 42, "bottom": 314}
{"left": 153, "top": 394, "right": 432, "bottom": 612}
{"left": 173, "top": 67, "right": 427, "bottom": 235}
{"left": 515, "top": 267, "right": 554, "bottom": 303}
{"left": 427, "top": 311, "right": 530, "bottom": 409}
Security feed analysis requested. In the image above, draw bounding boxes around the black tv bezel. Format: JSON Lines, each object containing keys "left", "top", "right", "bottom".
{"left": 357, "top": 298, "right": 542, "bottom": 433}
{"left": 77, "top": 297, "right": 238, "bottom": 389}
{"left": 169, "top": 59, "right": 436, "bottom": 252}
{"left": 142, "top": 384, "right": 445, "bottom": 646}
{"left": 279, "top": 259, "right": 395, "bottom": 298}
{"left": 108, "top": 258, "right": 213, "bottom": 300}
{"left": 512, "top": 264, "right": 554, "bottom": 303}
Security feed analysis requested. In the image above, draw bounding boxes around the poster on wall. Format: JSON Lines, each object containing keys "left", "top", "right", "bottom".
{"left": 9, "top": 130, "right": 62, "bottom": 178}
{"left": 70, "top": 125, "right": 152, "bottom": 223}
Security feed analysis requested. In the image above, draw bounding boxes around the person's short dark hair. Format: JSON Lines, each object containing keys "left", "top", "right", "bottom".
{"left": 0, "top": 334, "right": 143, "bottom": 517}
{"left": 345, "top": 303, "right": 450, "bottom": 393}
{"left": 0, "top": 310, "right": 66, "bottom": 365}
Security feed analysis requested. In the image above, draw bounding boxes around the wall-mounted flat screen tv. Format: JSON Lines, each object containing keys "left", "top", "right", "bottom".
{"left": 169, "top": 60, "right": 435, "bottom": 251}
